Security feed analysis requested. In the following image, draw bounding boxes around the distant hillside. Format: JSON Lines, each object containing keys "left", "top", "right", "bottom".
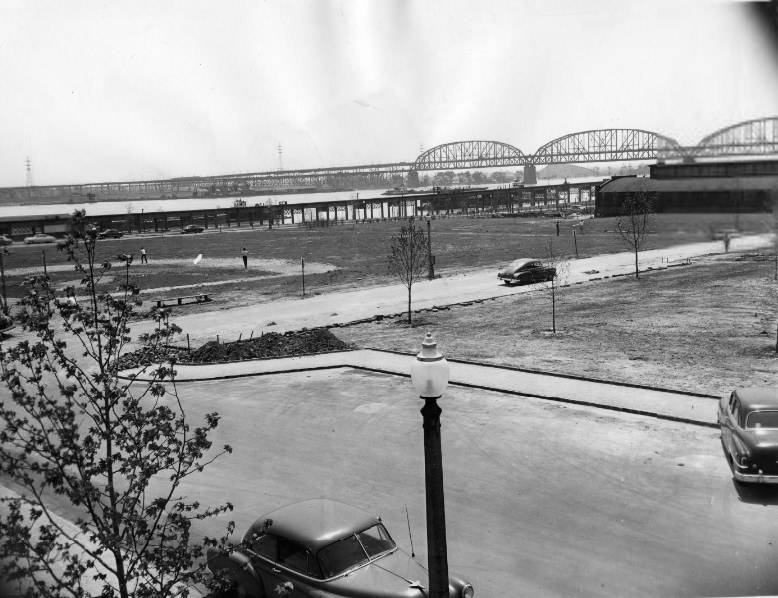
{"left": 537, "top": 164, "right": 596, "bottom": 179}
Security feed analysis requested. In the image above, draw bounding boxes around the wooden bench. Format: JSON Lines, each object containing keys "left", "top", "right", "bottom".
{"left": 154, "top": 294, "right": 210, "bottom": 308}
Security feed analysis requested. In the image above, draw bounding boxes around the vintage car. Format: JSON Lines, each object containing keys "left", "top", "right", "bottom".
{"left": 718, "top": 387, "right": 778, "bottom": 483}
{"left": 0, "top": 234, "right": 12, "bottom": 246}
{"left": 182, "top": 224, "right": 205, "bottom": 234}
{"left": 207, "top": 499, "right": 474, "bottom": 598}
{"left": 97, "top": 228, "right": 123, "bottom": 239}
{"left": 497, "top": 258, "right": 556, "bottom": 285}
{"left": 23, "top": 233, "right": 57, "bottom": 244}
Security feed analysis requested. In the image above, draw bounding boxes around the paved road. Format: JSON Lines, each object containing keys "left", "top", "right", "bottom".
{"left": 156, "top": 368, "right": 778, "bottom": 598}
{"left": 133, "top": 234, "right": 775, "bottom": 345}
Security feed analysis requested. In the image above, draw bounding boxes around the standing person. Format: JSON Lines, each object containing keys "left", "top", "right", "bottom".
{"left": 140, "top": 246, "right": 148, "bottom": 264}
{"left": 555, "top": 221, "right": 560, "bottom": 236}
{"left": 241, "top": 247, "right": 248, "bottom": 269}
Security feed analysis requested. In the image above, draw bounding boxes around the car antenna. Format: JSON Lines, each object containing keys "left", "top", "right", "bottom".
{"left": 405, "top": 504, "right": 415, "bottom": 558}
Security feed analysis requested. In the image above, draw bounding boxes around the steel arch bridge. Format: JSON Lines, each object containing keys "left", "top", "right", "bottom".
{"left": 6, "top": 117, "right": 777, "bottom": 201}
{"left": 530, "top": 129, "right": 683, "bottom": 165}
{"left": 411, "top": 130, "right": 683, "bottom": 171}
{"left": 410, "top": 118, "right": 778, "bottom": 170}
{"left": 413, "top": 140, "right": 526, "bottom": 170}
{"left": 690, "top": 116, "right": 778, "bottom": 158}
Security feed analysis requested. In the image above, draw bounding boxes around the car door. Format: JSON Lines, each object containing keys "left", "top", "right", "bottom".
{"left": 527, "top": 262, "right": 541, "bottom": 282}
{"left": 255, "top": 535, "right": 320, "bottom": 598}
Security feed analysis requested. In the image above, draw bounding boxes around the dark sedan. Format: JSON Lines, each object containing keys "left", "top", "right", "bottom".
{"left": 97, "top": 228, "right": 123, "bottom": 239}
{"left": 182, "top": 224, "right": 205, "bottom": 234}
{"left": 498, "top": 258, "right": 556, "bottom": 285}
{"left": 207, "top": 499, "right": 474, "bottom": 598}
{"left": 718, "top": 387, "right": 778, "bottom": 483}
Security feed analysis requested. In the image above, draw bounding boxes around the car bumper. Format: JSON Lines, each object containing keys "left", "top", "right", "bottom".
{"left": 733, "top": 470, "right": 778, "bottom": 483}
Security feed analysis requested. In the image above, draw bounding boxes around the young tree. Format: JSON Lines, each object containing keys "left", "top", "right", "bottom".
{"left": 387, "top": 220, "right": 428, "bottom": 325}
{"left": 541, "top": 237, "right": 571, "bottom": 334}
{"left": 616, "top": 185, "right": 656, "bottom": 279}
{"left": 0, "top": 210, "right": 233, "bottom": 598}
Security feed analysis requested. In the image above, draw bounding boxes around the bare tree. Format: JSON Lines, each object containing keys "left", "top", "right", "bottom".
{"left": 616, "top": 185, "right": 656, "bottom": 279}
{"left": 387, "top": 220, "right": 428, "bottom": 324}
{"left": 0, "top": 210, "right": 233, "bottom": 598}
{"left": 541, "top": 237, "right": 570, "bottom": 334}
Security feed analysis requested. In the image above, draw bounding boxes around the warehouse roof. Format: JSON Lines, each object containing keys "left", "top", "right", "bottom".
{"left": 599, "top": 176, "right": 778, "bottom": 194}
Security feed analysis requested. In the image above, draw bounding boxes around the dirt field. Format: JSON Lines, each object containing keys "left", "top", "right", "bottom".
{"left": 3, "top": 212, "right": 776, "bottom": 397}
{"left": 3, "top": 213, "right": 771, "bottom": 309}
{"left": 334, "top": 252, "right": 778, "bottom": 397}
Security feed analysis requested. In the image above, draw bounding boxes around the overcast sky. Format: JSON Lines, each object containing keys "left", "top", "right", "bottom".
{"left": 1, "top": 0, "right": 776, "bottom": 187}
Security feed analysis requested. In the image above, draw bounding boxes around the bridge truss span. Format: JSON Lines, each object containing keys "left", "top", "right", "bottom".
{"left": 532, "top": 129, "right": 683, "bottom": 165}
{"left": 692, "top": 116, "right": 778, "bottom": 158}
{"left": 413, "top": 140, "right": 526, "bottom": 171}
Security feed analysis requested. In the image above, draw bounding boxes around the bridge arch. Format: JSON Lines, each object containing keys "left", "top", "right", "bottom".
{"left": 693, "top": 116, "right": 778, "bottom": 157}
{"left": 412, "top": 140, "right": 526, "bottom": 171}
{"left": 531, "top": 129, "right": 683, "bottom": 164}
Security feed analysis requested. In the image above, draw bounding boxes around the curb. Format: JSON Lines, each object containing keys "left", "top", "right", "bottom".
{"left": 363, "top": 348, "right": 720, "bottom": 400}
{"left": 354, "top": 364, "right": 716, "bottom": 429}
{"left": 120, "top": 349, "right": 718, "bottom": 429}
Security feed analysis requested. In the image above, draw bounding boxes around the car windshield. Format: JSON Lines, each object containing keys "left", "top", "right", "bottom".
{"left": 316, "top": 523, "right": 395, "bottom": 578}
{"left": 746, "top": 410, "right": 778, "bottom": 429}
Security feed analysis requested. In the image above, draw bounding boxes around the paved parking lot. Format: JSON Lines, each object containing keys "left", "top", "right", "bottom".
{"left": 166, "top": 367, "right": 778, "bottom": 598}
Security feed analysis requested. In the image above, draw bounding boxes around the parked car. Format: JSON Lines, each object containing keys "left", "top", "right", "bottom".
{"left": 0, "top": 234, "right": 13, "bottom": 246}
{"left": 207, "top": 499, "right": 474, "bottom": 598}
{"left": 97, "top": 228, "right": 123, "bottom": 239}
{"left": 23, "top": 233, "right": 57, "bottom": 244}
{"left": 497, "top": 258, "right": 556, "bottom": 285}
{"left": 182, "top": 224, "right": 205, "bottom": 234}
{"left": 718, "top": 387, "right": 778, "bottom": 483}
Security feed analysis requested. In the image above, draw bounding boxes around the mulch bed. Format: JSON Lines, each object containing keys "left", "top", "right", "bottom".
{"left": 118, "top": 328, "right": 352, "bottom": 369}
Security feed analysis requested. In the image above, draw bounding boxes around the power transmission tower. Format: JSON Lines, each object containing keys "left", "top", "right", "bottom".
{"left": 25, "top": 156, "right": 34, "bottom": 187}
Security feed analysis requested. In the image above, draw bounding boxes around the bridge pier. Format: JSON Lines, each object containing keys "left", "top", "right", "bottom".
{"left": 523, "top": 164, "right": 537, "bottom": 185}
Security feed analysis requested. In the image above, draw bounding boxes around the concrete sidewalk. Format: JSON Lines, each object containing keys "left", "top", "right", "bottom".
{"left": 122, "top": 348, "right": 721, "bottom": 428}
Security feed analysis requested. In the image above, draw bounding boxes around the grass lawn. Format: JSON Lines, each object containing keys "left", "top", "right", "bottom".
{"left": 2, "top": 211, "right": 776, "bottom": 396}
{"left": 1, "top": 212, "right": 771, "bottom": 304}
{"left": 335, "top": 252, "right": 778, "bottom": 397}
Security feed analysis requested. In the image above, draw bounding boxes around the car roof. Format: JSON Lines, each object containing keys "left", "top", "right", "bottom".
{"left": 734, "top": 387, "right": 778, "bottom": 413}
{"left": 244, "top": 499, "right": 380, "bottom": 552}
{"left": 509, "top": 258, "right": 538, "bottom": 267}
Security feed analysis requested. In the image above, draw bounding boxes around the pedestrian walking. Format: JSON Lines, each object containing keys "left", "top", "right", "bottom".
{"left": 556, "top": 221, "right": 560, "bottom": 236}
{"left": 241, "top": 247, "right": 248, "bottom": 269}
{"left": 724, "top": 232, "right": 730, "bottom": 253}
{"left": 140, "top": 246, "right": 148, "bottom": 263}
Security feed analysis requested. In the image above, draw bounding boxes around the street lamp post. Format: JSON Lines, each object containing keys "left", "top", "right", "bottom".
{"left": 410, "top": 333, "right": 450, "bottom": 598}
{"left": 427, "top": 217, "right": 435, "bottom": 280}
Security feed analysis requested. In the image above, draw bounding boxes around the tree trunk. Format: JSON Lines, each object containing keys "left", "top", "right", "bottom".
{"left": 552, "top": 284, "right": 556, "bottom": 334}
{"left": 408, "top": 285, "right": 412, "bottom": 324}
{"left": 634, "top": 249, "right": 639, "bottom": 279}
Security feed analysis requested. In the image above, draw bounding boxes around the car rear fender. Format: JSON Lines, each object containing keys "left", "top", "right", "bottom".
{"left": 207, "top": 548, "right": 266, "bottom": 598}
{"left": 731, "top": 435, "right": 751, "bottom": 462}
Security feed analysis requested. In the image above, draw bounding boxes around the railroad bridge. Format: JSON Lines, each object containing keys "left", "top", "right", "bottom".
{"left": 1, "top": 117, "right": 776, "bottom": 202}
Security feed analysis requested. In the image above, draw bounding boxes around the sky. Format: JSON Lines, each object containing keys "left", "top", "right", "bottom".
{"left": 0, "top": 0, "right": 776, "bottom": 187}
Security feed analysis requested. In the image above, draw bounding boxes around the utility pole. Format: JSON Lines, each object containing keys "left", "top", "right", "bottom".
{"left": 427, "top": 217, "right": 434, "bottom": 279}
{"left": 0, "top": 252, "right": 7, "bottom": 315}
